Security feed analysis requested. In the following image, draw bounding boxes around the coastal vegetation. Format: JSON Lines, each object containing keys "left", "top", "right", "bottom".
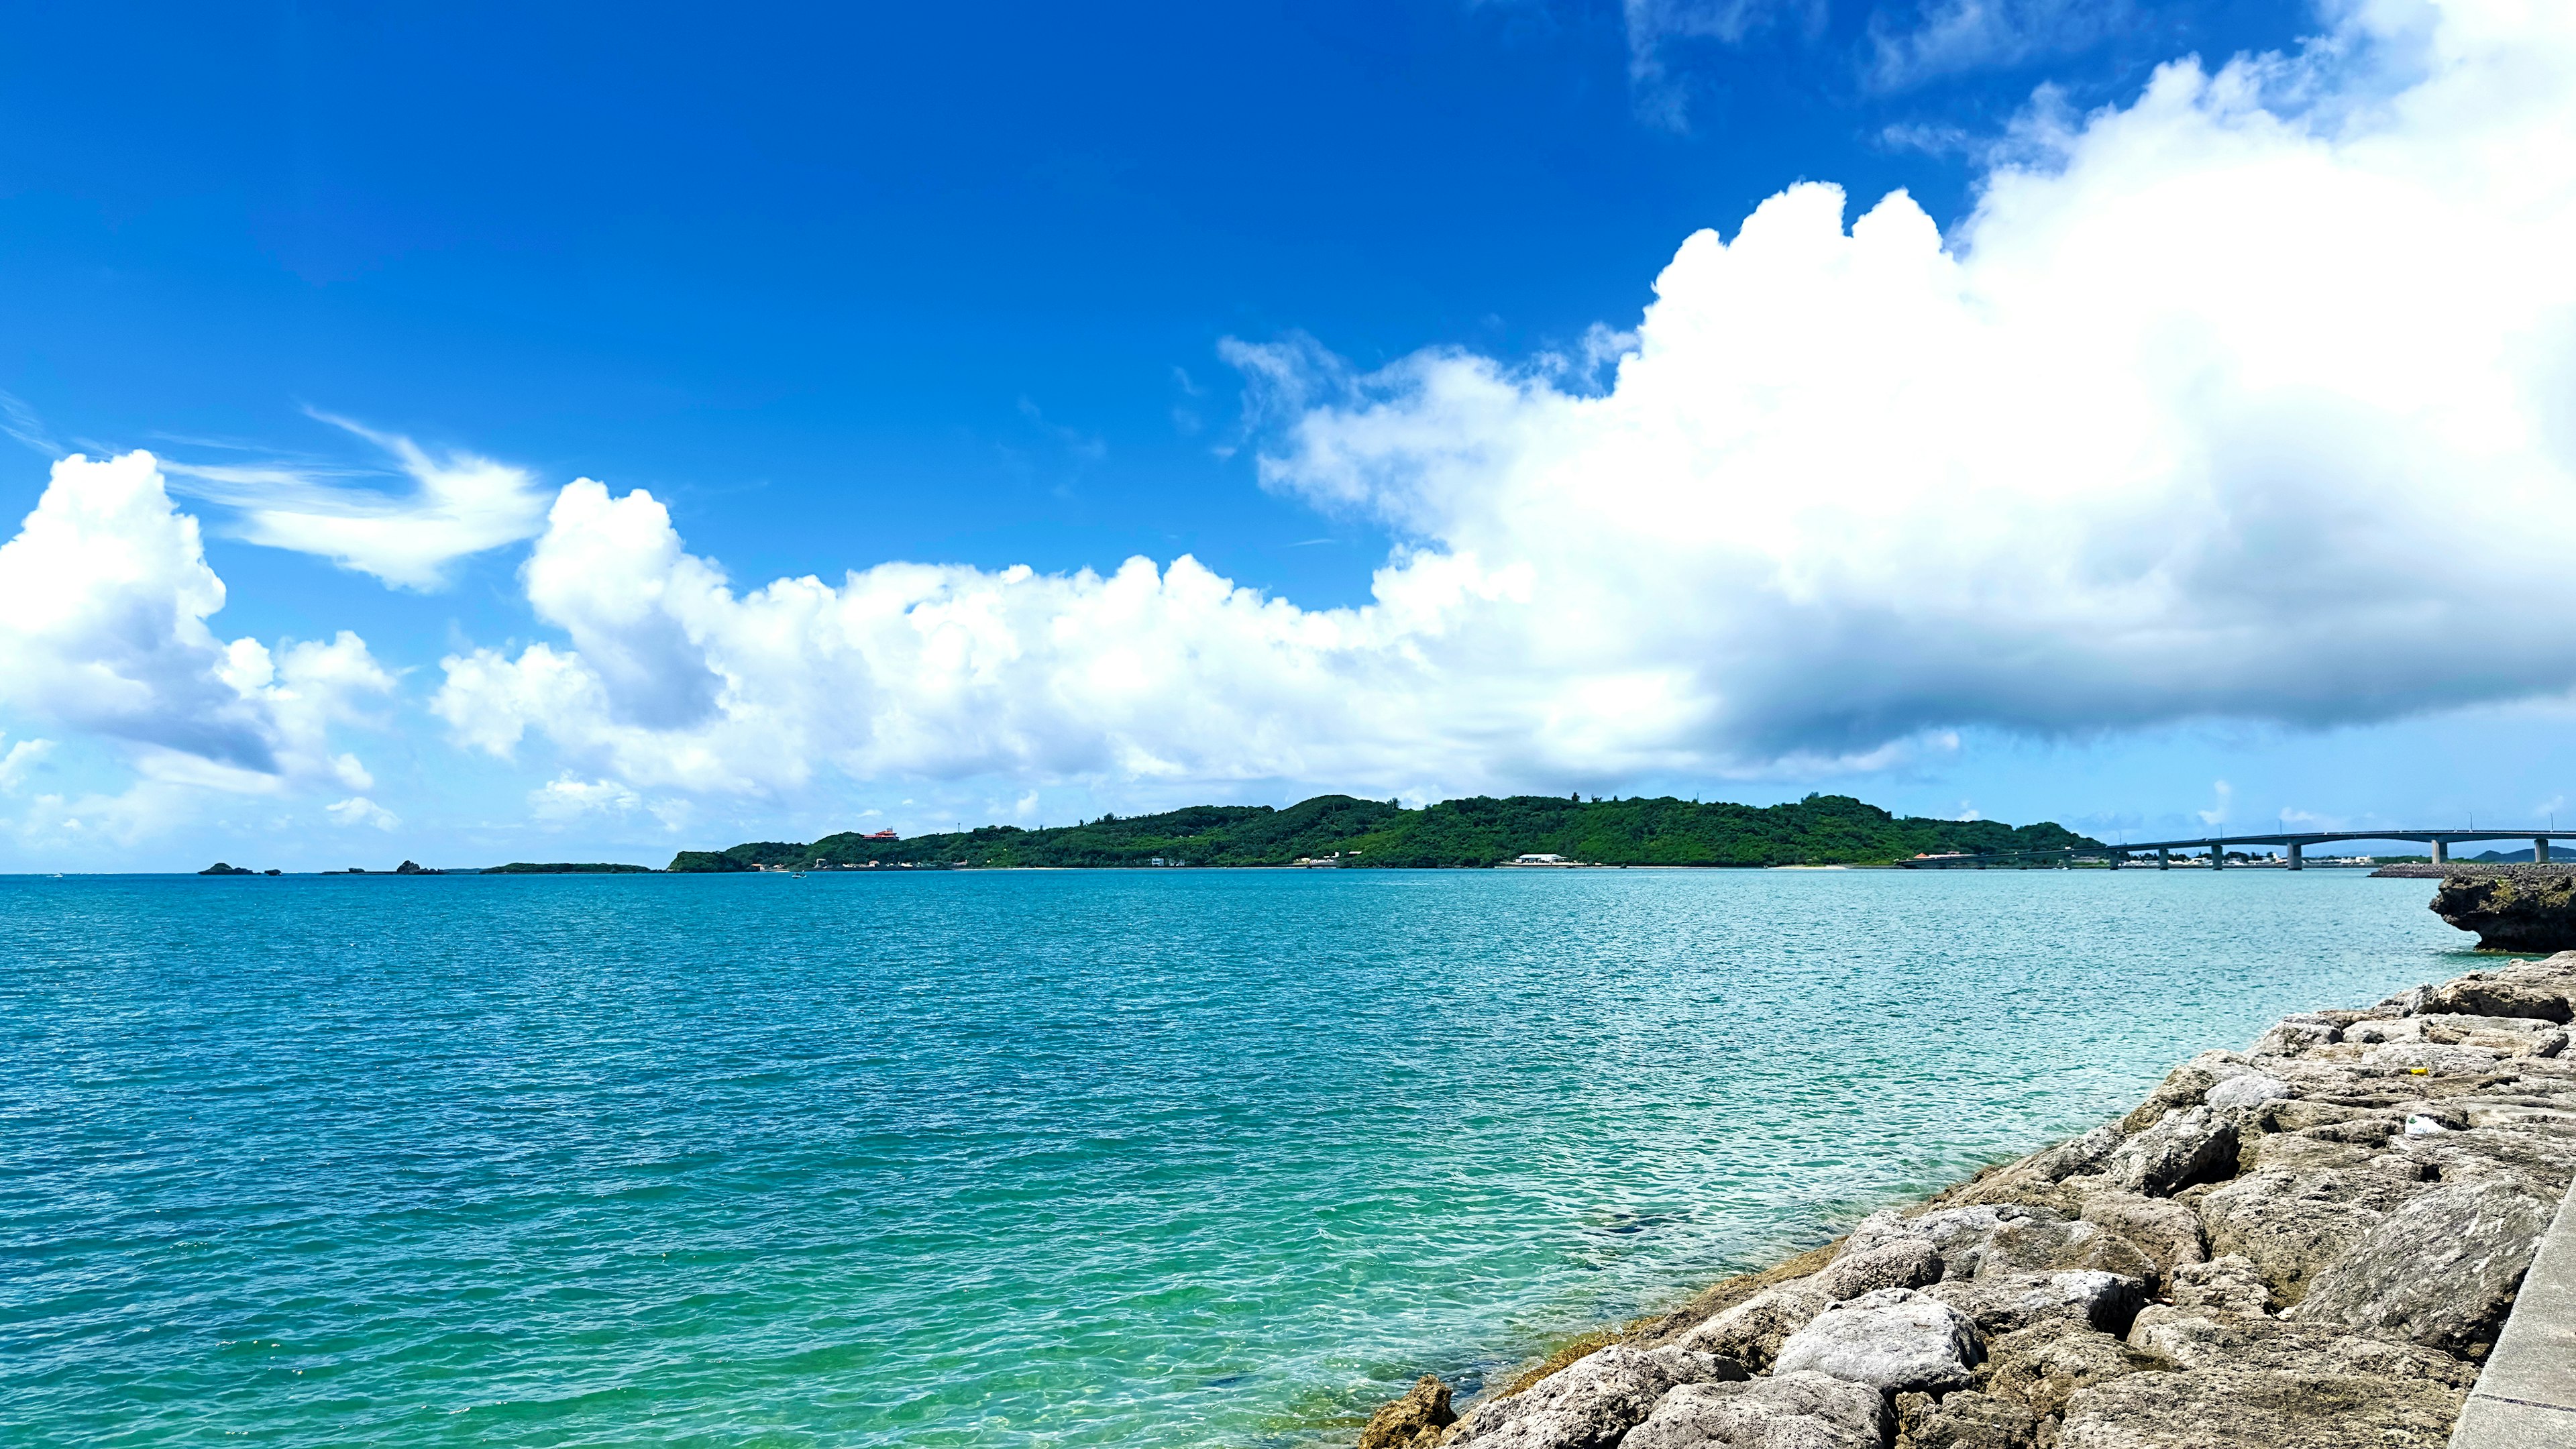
{"left": 666, "top": 793, "right": 2102, "bottom": 871}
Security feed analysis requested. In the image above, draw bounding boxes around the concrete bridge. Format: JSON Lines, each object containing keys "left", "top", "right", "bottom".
{"left": 1906, "top": 829, "right": 2576, "bottom": 870}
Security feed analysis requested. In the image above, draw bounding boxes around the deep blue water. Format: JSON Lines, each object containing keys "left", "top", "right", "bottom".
{"left": 0, "top": 868, "right": 2463, "bottom": 1446}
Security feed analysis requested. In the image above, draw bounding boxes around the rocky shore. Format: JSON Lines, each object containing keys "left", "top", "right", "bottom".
{"left": 1359, "top": 952, "right": 2576, "bottom": 1449}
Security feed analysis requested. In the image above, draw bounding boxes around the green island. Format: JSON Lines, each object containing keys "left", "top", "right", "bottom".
{"left": 666, "top": 792, "right": 2100, "bottom": 871}
{"left": 485, "top": 861, "right": 656, "bottom": 874}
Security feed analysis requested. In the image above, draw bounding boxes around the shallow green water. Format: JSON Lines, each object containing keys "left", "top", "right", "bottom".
{"left": 0, "top": 868, "right": 2463, "bottom": 1446}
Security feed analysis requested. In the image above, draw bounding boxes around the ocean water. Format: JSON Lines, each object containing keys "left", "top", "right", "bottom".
{"left": 1, "top": 868, "right": 2469, "bottom": 1447}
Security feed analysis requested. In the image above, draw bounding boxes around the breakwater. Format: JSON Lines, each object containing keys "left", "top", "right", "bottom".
{"left": 1366, "top": 951, "right": 2576, "bottom": 1449}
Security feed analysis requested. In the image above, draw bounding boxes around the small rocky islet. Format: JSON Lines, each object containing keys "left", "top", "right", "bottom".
{"left": 1360, "top": 951, "right": 2576, "bottom": 1449}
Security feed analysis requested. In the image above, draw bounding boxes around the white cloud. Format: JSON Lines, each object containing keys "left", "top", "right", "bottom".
{"left": 2198, "top": 781, "right": 2234, "bottom": 827}
{"left": 529, "top": 773, "right": 642, "bottom": 820}
{"left": 0, "top": 451, "right": 392, "bottom": 807}
{"left": 427, "top": 1, "right": 2576, "bottom": 806}
{"left": 326, "top": 796, "right": 400, "bottom": 830}
{"left": 1622, "top": 0, "right": 1821, "bottom": 128}
{"left": 1867, "top": 0, "right": 2134, "bottom": 90}
{"left": 0, "top": 735, "right": 53, "bottom": 791}
{"left": 168, "top": 413, "right": 549, "bottom": 590}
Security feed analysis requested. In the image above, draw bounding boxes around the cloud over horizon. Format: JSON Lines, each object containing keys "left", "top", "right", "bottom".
{"left": 430, "top": 0, "right": 2576, "bottom": 802}
{"left": 5, "top": 0, "right": 2575, "bottom": 845}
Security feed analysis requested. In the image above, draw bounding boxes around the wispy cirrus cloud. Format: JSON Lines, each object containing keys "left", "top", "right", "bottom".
{"left": 1621, "top": 0, "right": 1824, "bottom": 129}
{"left": 164, "top": 411, "right": 550, "bottom": 590}
{"left": 1866, "top": 0, "right": 2139, "bottom": 91}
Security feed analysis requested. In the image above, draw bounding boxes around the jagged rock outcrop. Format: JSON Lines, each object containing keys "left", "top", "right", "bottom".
{"left": 1981, "top": 1319, "right": 2151, "bottom": 1419}
{"left": 2429, "top": 868, "right": 2576, "bottom": 953}
{"left": 1621, "top": 1372, "right": 1885, "bottom": 1449}
{"left": 2055, "top": 1368, "right": 2467, "bottom": 1448}
{"left": 1928, "top": 1270, "right": 2145, "bottom": 1338}
{"left": 1770, "top": 1288, "right": 1982, "bottom": 1393}
{"left": 1351, "top": 951, "right": 2576, "bottom": 1449}
{"left": 1446, "top": 1346, "right": 1744, "bottom": 1449}
{"left": 2286, "top": 1177, "right": 2557, "bottom": 1357}
{"left": 1813, "top": 1237, "right": 1943, "bottom": 1300}
{"left": 1896, "top": 1389, "right": 2041, "bottom": 1449}
{"left": 1360, "top": 1375, "right": 1456, "bottom": 1449}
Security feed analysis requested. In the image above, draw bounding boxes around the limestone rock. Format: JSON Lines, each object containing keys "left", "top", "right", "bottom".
{"left": 1895, "top": 1389, "right": 2041, "bottom": 1449}
{"left": 2406, "top": 1120, "right": 2576, "bottom": 1192}
{"left": 2165, "top": 1256, "right": 2271, "bottom": 1316}
{"left": 1668, "top": 1281, "right": 1829, "bottom": 1371}
{"left": 2078, "top": 1194, "right": 2205, "bottom": 1279}
{"left": 1817, "top": 1236, "right": 1943, "bottom": 1301}
{"left": 1845, "top": 1204, "right": 2065, "bottom": 1281}
{"left": 2241, "top": 1131, "right": 2375, "bottom": 1175}
{"left": 2123, "top": 1305, "right": 2477, "bottom": 1385}
{"left": 2286, "top": 1176, "right": 2556, "bottom": 1356}
{"left": 2204, "top": 1073, "right": 2290, "bottom": 1110}
{"left": 2427, "top": 871, "right": 2576, "bottom": 955}
{"left": 1965, "top": 1215, "right": 2151, "bottom": 1287}
{"left": 1983, "top": 1321, "right": 2147, "bottom": 1420}
{"left": 2055, "top": 1368, "right": 2465, "bottom": 1448}
{"left": 1623, "top": 1371, "right": 1888, "bottom": 1449}
{"left": 1772, "top": 1287, "right": 1983, "bottom": 1394}
{"left": 2194, "top": 1166, "right": 2424, "bottom": 1306}
{"left": 2248, "top": 1016, "right": 2340, "bottom": 1058}
{"left": 2027, "top": 1123, "right": 2127, "bottom": 1182}
{"left": 2102, "top": 1108, "right": 2237, "bottom": 1197}
{"left": 2359, "top": 1040, "right": 2500, "bottom": 1075}
{"left": 1357, "top": 1375, "right": 1455, "bottom": 1449}
{"left": 1930, "top": 1271, "right": 2145, "bottom": 1338}
{"left": 1445, "top": 1344, "right": 1746, "bottom": 1449}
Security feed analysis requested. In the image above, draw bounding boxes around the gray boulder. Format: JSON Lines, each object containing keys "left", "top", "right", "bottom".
{"left": 1444, "top": 1344, "right": 1746, "bottom": 1449}
{"left": 1972, "top": 1214, "right": 2157, "bottom": 1285}
{"left": 2056, "top": 1367, "right": 2466, "bottom": 1448}
{"left": 1666, "top": 1280, "right": 1829, "bottom": 1371}
{"left": 2078, "top": 1192, "right": 2206, "bottom": 1279}
{"left": 1893, "top": 1390, "right": 2041, "bottom": 1449}
{"left": 1621, "top": 1371, "right": 1887, "bottom": 1449}
{"left": 2195, "top": 1166, "right": 2424, "bottom": 1306}
{"left": 2287, "top": 1177, "right": 2557, "bottom": 1356}
{"left": 1842, "top": 1203, "right": 2065, "bottom": 1281}
{"left": 1929, "top": 1269, "right": 2145, "bottom": 1337}
{"left": 2404, "top": 1120, "right": 2576, "bottom": 1192}
{"left": 2204, "top": 1073, "right": 2291, "bottom": 1110}
{"left": 2028, "top": 1122, "right": 2128, "bottom": 1181}
{"left": 2102, "top": 1107, "right": 2237, "bottom": 1197}
{"left": 1983, "top": 1320, "right": 2147, "bottom": 1419}
{"left": 2123, "top": 1305, "right": 2478, "bottom": 1384}
{"left": 1770, "top": 1287, "right": 1982, "bottom": 1394}
{"left": 2422, "top": 971, "right": 2573, "bottom": 1022}
{"left": 1815, "top": 1236, "right": 1942, "bottom": 1301}
{"left": 2248, "top": 1016, "right": 2340, "bottom": 1057}
{"left": 2165, "top": 1255, "right": 2271, "bottom": 1316}
{"left": 2359, "top": 1040, "right": 2499, "bottom": 1075}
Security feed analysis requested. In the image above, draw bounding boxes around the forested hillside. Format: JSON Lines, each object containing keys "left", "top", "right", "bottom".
{"left": 667, "top": 794, "right": 2100, "bottom": 871}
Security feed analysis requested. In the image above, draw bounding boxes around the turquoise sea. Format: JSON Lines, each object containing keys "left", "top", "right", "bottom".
{"left": 2, "top": 868, "right": 2467, "bottom": 1446}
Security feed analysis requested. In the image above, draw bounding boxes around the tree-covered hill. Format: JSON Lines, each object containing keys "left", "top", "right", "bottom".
{"left": 666, "top": 794, "right": 2100, "bottom": 871}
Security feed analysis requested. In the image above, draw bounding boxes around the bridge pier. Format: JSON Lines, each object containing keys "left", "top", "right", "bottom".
{"left": 2288, "top": 842, "right": 2303, "bottom": 871}
{"left": 2210, "top": 845, "right": 2225, "bottom": 871}
{"left": 2432, "top": 839, "right": 2448, "bottom": 864}
{"left": 2157, "top": 849, "right": 2169, "bottom": 870}
{"left": 2540, "top": 838, "right": 2553, "bottom": 864}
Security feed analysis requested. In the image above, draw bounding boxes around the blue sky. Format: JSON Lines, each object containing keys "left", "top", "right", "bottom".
{"left": 3, "top": 0, "right": 2573, "bottom": 868}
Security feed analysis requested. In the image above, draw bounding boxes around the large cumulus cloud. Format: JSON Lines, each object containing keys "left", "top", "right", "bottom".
{"left": 0, "top": 452, "right": 391, "bottom": 821}
{"left": 433, "top": 0, "right": 2576, "bottom": 800}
